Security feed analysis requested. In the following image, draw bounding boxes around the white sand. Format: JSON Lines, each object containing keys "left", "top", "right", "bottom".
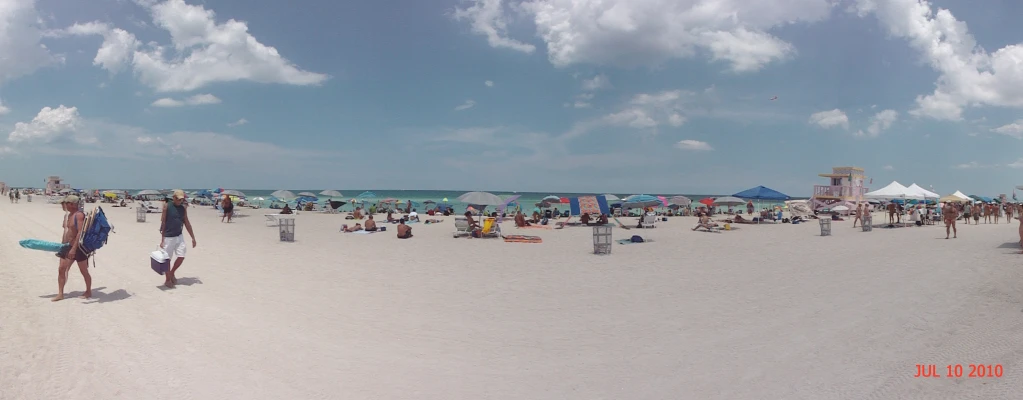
{"left": 1, "top": 200, "right": 1022, "bottom": 399}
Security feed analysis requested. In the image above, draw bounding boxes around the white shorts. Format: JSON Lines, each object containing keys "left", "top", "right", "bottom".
{"left": 162, "top": 235, "right": 187, "bottom": 259}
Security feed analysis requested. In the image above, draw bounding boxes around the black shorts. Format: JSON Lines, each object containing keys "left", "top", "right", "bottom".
{"left": 224, "top": 207, "right": 234, "bottom": 213}
{"left": 57, "top": 246, "right": 89, "bottom": 262}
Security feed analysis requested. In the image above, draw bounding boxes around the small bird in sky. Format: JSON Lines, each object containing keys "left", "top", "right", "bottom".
{"left": 769, "top": 96, "right": 778, "bottom": 101}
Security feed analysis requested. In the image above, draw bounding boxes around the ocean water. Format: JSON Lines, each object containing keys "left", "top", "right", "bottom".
{"left": 176, "top": 189, "right": 803, "bottom": 214}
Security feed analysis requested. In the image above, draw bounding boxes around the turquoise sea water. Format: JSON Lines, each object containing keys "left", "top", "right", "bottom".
{"left": 173, "top": 189, "right": 805, "bottom": 213}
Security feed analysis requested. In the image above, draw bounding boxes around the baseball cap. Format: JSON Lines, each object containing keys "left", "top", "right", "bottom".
{"left": 61, "top": 195, "right": 80, "bottom": 203}
{"left": 172, "top": 189, "right": 186, "bottom": 199}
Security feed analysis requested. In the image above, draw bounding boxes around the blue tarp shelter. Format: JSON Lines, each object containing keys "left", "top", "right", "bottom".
{"left": 568, "top": 195, "right": 611, "bottom": 216}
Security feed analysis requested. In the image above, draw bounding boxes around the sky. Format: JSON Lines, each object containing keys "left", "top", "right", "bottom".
{"left": 1, "top": 0, "right": 1022, "bottom": 196}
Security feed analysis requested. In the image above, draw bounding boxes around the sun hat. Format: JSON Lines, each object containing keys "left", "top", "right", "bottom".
{"left": 61, "top": 195, "right": 80, "bottom": 203}
{"left": 172, "top": 189, "right": 186, "bottom": 199}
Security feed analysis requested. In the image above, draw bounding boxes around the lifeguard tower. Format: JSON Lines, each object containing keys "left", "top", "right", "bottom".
{"left": 44, "top": 176, "right": 70, "bottom": 195}
{"left": 811, "top": 166, "right": 868, "bottom": 211}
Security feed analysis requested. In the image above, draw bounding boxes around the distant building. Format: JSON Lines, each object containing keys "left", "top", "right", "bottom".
{"left": 811, "top": 166, "right": 868, "bottom": 210}
{"left": 44, "top": 176, "right": 70, "bottom": 195}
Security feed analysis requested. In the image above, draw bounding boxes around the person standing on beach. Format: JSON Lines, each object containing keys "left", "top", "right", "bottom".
{"left": 160, "top": 190, "right": 197, "bottom": 288}
{"left": 53, "top": 195, "right": 92, "bottom": 301}
{"left": 942, "top": 201, "right": 958, "bottom": 239}
{"left": 220, "top": 194, "right": 234, "bottom": 223}
{"left": 852, "top": 204, "right": 863, "bottom": 228}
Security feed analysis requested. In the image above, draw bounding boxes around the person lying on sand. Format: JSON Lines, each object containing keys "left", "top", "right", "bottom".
{"left": 424, "top": 219, "right": 444, "bottom": 224}
{"left": 397, "top": 219, "right": 412, "bottom": 239}
{"left": 515, "top": 211, "right": 531, "bottom": 227}
{"left": 343, "top": 223, "right": 363, "bottom": 232}
{"left": 720, "top": 214, "right": 752, "bottom": 224}
{"left": 692, "top": 213, "right": 720, "bottom": 231}
{"left": 364, "top": 215, "right": 378, "bottom": 231}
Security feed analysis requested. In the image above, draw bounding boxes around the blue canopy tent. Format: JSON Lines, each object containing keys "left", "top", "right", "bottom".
{"left": 732, "top": 185, "right": 790, "bottom": 200}
{"left": 733, "top": 185, "right": 791, "bottom": 223}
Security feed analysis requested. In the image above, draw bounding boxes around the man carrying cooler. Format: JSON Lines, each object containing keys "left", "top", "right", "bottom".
{"left": 160, "top": 190, "right": 197, "bottom": 288}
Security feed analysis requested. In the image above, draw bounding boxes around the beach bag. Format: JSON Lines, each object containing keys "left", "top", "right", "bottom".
{"left": 630, "top": 235, "right": 644, "bottom": 243}
{"left": 79, "top": 207, "right": 113, "bottom": 266}
{"left": 150, "top": 249, "right": 169, "bottom": 275}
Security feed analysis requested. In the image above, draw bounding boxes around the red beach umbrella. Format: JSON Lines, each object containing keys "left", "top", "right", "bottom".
{"left": 699, "top": 197, "right": 715, "bottom": 206}
{"left": 559, "top": 197, "right": 570, "bottom": 203}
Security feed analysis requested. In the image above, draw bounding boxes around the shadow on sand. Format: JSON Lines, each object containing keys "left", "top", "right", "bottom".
{"left": 39, "top": 286, "right": 133, "bottom": 303}
{"left": 997, "top": 241, "right": 1023, "bottom": 250}
{"left": 157, "top": 276, "right": 204, "bottom": 291}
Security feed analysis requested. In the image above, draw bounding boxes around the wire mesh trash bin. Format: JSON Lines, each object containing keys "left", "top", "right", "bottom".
{"left": 279, "top": 217, "right": 295, "bottom": 242}
{"left": 593, "top": 225, "right": 612, "bottom": 254}
{"left": 136, "top": 206, "right": 146, "bottom": 222}
{"left": 861, "top": 214, "right": 872, "bottom": 232}
{"left": 819, "top": 218, "right": 831, "bottom": 236}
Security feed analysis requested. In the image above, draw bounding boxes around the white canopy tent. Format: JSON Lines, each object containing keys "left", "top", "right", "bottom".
{"left": 950, "top": 190, "right": 971, "bottom": 201}
{"left": 906, "top": 183, "right": 940, "bottom": 200}
{"left": 865, "top": 181, "right": 923, "bottom": 201}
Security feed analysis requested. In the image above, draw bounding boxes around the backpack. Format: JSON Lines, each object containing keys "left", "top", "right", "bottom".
{"left": 78, "top": 206, "right": 113, "bottom": 266}
{"left": 630, "top": 235, "right": 644, "bottom": 243}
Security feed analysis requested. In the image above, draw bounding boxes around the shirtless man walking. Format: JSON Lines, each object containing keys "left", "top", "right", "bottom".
{"left": 160, "top": 190, "right": 197, "bottom": 288}
{"left": 53, "top": 195, "right": 92, "bottom": 301}
{"left": 942, "top": 202, "right": 958, "bottom": 239}
{"left": 852, "top": 204, "right": 863, "bottom": 228}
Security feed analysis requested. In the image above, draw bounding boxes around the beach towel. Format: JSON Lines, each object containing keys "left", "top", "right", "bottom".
{"left": 19, "top": 239, "right": 66, "bottom": 253}
{"left": 517, "top": 225, "right": 552, "bottom": 230}
{"left": 150, "top": 249, "right": 169, "bottom": 275}
{"left": 351, "top": 230, "right": 377, "bottom": 234}
{"left": 503, "top": 235, "right": 542, "bottom": 243}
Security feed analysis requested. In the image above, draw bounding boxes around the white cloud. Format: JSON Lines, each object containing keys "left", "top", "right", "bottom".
{"left": 581, "top": 74, "right": 610, "bottom": 91}
{"left": 991, "top": 120, "right": 1023, "bottom": 139}
{"left": 808, "top": 109, "right": 849, "bottom": 130}
{"left": 227, "top": 118, "right": 248, "bottom": 127}
{"left": 602, "top": 90, "right": 689, "bottom": 131}
{"left": 0, "top": 0, "right": 62, "bottom": 84}
{"left": 452, "top": 0, "right": 536, "bottom": 53}
{"left": 572, "top": 101, "right": 591, "bottom": 108}
{"left": 0, "top": 98, "right": 9, "bottom": 115}
{"left": 675, "top": 140, "right": 713, "bottom": 151}
{"left": 7, "top": 105, "right": 84, "bottom": 144}
{"left": 458, "top": 0, "right": 833, "bottom": 72}
{"left": 454, "top": 99, "right": 476, "bottom": 111}
{"left": 1008, "top": 159, "right": 1023, "bottom": 169}
{"left": 953, "top": 161, "right": 984, "bottom": 169}
{"left": 853, "top": 0, "right": 1023, "bottom": 120}
{"left": 883, "top": 165, "right": 895, "bottom": 170}
{"left": 52, "top": 0, "right": 328, "bottom": 92}
{"left": 150, "top": 93, "right": 222, "bottom": 107}
{"left": 485, "top": 80, "right": 494, "bottom": 87}
{"left": 855, "top": 109, "right": 898, "bottom": 138}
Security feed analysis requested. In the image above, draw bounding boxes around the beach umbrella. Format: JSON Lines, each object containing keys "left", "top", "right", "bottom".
{"left": 559, "top": 197, "right": 570, "bottom": 204}
{"left": 297, "top": 191, "right": 318, "bottom": 197}
{"left": 137, "top": 189, "right": 161, "bottom": 196}
{"left": 542, "top": 195, "right": 561, "bottom": 202}
{"left": 713, "top": 196, "right": 745, "bottom": 206}
{"left": 423, "top": 200, "right": 436, "bottom": 204}
{"left": 457, "top": 191, "right": 504, "bottom": 206}
{"left": 221, "top": 189, "right": 245, "bottom": 197}
{"left": 356, "top": 191, "right": 377, "bottom": 199}
{"left": 833, "top": 205, "right": 850, "bottom": 211}
{"left": 732, "top": 186, "right": 791, "bottom": 201}
{"left": 379, "top": 198, "right": 398, "bottom": 203}
{"left": 442, "top": 197, "right": 449, "bottom": 202}
{"left": 622, "top": 194, "right": 663, "bottom": 208}
{"left": 602, "top": 194, "right": 621, "bottom": 202}
{"left": 698, "top": 198, "right": 715, "bottom": 206}
{"left": 271, "top": 190, "right": 296, "bottom": 200}
{"left": 669, "top": 195, "right": 692, "bottom": 206}
{"left": 319, "top": 190, "right": 343, "bottom": 197}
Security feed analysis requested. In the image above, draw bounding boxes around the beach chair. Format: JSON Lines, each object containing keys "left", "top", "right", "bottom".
{"left": 640, "top": 214, "right": 657, "bottom": 228}
{"left": 264, "top": 214, "right": 280, "bottom": 227}
{"left": 479, "top": 217, "right": 501, "bottom": 238}
{"left": 453, "top": 218, "right": 472, "bottom": 238}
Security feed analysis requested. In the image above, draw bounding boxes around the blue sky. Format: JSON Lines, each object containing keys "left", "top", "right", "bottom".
{"left": 1, "top": 0, "right": 1022, "bottom": 196}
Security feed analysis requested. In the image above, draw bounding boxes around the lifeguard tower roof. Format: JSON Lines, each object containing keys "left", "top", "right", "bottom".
{"left": 818, "top": 166, "right": 865, "bottom": 178}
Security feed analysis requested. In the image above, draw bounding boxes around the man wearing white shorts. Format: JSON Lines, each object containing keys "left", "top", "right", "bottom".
{"left": 160, "top": 190, "right": 197, "bottom": 288}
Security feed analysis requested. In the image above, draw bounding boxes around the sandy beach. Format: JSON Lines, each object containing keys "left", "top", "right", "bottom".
{"left": 2, "top": 199, "right": 1022, "bottom": 400}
